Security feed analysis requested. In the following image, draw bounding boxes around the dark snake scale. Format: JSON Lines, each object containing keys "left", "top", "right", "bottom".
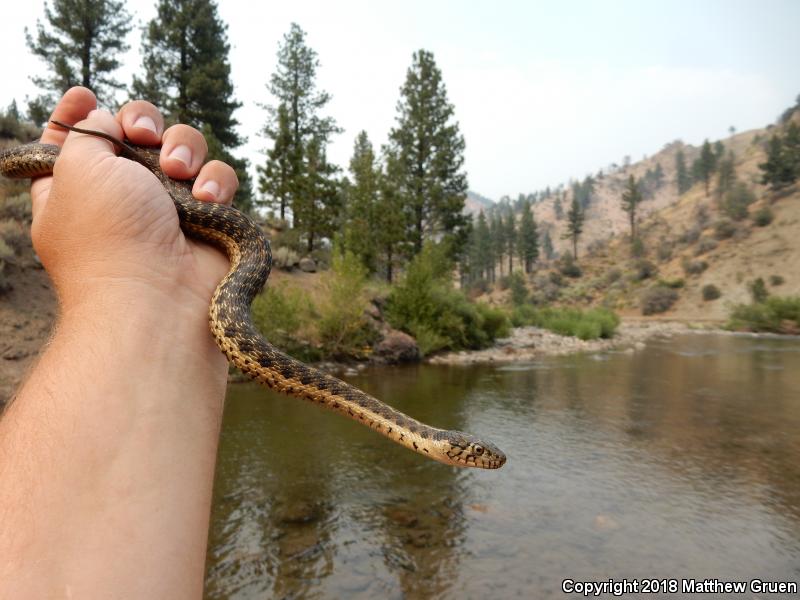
{"left": 0, "top": 122, "right": 506, "bottom": 469}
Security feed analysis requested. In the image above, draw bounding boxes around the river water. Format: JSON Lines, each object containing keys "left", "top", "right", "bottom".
{"left": 204, "top": 333, "right": 800, "bottom": 599}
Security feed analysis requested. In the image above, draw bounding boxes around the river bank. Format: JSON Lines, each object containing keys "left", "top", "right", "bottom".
{"left": 427, "top": 320, "right": 712, "bottom": 365}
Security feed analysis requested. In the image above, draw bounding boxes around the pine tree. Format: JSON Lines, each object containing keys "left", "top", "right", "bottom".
{"left": 474, "top": 211, "right": 493, "bottom": 280}
{"left": 341, "top": 131, "right": 380, "bottom": 273}
{"left": 26, "top": 0, "right": 132, "bottom": 120}
{"left": 258, "top": 103, "right": 294, "bottom": 220}
{"left": 759, "top": 127, "right": 799, "bottom": 191}
{"left": 517, "top": 200, "right": 539, "bottom": 273}
{"left": 259, "top": 23, "right": 339, "bottom": 227}
{"left": 385, "top": 50, "right": 468, "bottom": 257}
{"left": 295, "top": 136, "right": 340, "bottom": 253}
{"left": 621, "top": 175, "right": 642, "bottom": 244}
{"left": 375, "top": 174, "right": 406, "bottom": 283}
{"left": 490, "top": 213, "right": 505, "bottom": 278}
{"left": 132, "top": 0, "right": 252, "bottom": 211}
{"left": 675, "top": 148, "right": 692, "bottom": 194}
{"left": 716, "top": 151, "right": 736, "bottom": 198}
{"left": 541, "top": 229, "right": 555, "bottom": 261}
{"left": 694, "top": 139, "right": 718, "bottom": 196}
{"left": 563, "top": 196, "right": 584, "bottom": 259}
{"left": 504, "top": 211, "right": 516, "bottom": 273}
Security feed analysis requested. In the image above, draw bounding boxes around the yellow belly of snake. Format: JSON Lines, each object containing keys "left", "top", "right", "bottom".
{"left": 0, "top": 123, "right": 506, "bottom": 469}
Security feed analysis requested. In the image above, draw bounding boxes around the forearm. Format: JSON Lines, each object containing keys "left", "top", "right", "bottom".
{"left": 0, "top": 288, "right": 228, "bottom": 599}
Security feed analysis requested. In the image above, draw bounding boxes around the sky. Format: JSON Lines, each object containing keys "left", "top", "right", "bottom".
{"left": 1, "top": 0, "right": 799, "bottom": 200}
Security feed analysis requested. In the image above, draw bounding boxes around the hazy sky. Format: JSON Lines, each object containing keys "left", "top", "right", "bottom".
{"left": 2, "top": 0, "right": 799, "bottom": 199}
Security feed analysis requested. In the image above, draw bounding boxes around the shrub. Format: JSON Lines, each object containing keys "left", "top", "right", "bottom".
{"left": 511, "top": 306, "right": 619, "bottom": 340}
{"left": 657, "top": 238, "right": 674, "bottom": 262}
{"left": 748, "top": 278, "right": 769, "bottom": 303}
{"left": 0, "top": 193, "right": 32, "bottom": 222}
{"left": 770, "top": 275, "right": 785, "bottom": 286}
{"left": 713, "top": 219, "right": 736, "bottom": 240}
{"left": 251, "top": 282, "right": 317, "bottom": 360}
{"left": 728, "top": 296, "right": 800, "bottom": 333}
{"left": 702, "top": 284, "right": 721, "bottom": 301}
{"left": 548, "top": 270, "right": 564, "bottom": 286}
{"left": 752, "top": 207, "right": 773, "bottom": 227}
{"left": 386, "top": 244, "right": 510, "bottom": 356}
{"left": 641, "top": 286, "right": 678, "bottom": 315}
{"left": 630, "top": 237, "right": 645, "bottom": 258}
{"left": 558, "top": 252, "right": 582, "bottom": 278}
{"left": 497, "top": 274, "right": 511, "bottom": 291}
{"left": 317, "top": 252, "right": 377, "bottom": 358}
{"left": 679, "top": 226, "right": 701, "bottom": 245}
{"left": 694, "top": 236, "right": 718, "bottom": 256}
{"left": 508, "top": 271, "right": 528, "bottom": 305}
{"left": 468, "top": 278, "right": 490, "bottom": 295}
{"left": 0, "top": 219, "right": 27, "bottom": 255}
{"left": 658, "top": 278, "right": 685, "bottom": 289}
{"left": 682, "top": 258, "right": 708, "bottom": 276}
{"left": 630, "top": 259, "right": 657, "bottom": 282}
{"left": 605, "top": 268, "right": 623, "bottom": 284}
{"left": 723, "top": 182, "right": 756, "bottom": 221}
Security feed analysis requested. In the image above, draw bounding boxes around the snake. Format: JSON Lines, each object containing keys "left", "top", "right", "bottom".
{"left": 0, "top": 121, "right": 506, "bottom": 469}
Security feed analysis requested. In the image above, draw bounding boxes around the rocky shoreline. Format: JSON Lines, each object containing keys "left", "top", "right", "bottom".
{"left": 427, "top": 321, "right": 708, "bottom": 365}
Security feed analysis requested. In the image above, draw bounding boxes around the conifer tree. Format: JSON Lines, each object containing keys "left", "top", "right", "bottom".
{"left": 296, "top": 136, "right": 340, "bottom": 253}
{"left": 693, "top": 139, "right": 717, "bottom": 196}
{"left": 132, "top": 0, "right": 252, "bottom": 210}
{"left": 563, "top": 196, "right": 584, "bottom": 259}
{"left": 541, "top": 229, "right": 555, "bottom": 261}
{"left": 474, "top": 210, "right": 493, "bottom": 280}
{"left": 675, "top": 148, "right": 692, "bottom": 194}
{"left": 375, "top": 174, "right": 406, "bottom": 283}
{"left": 759, "top": 126, "right": 799, "bottom": 190}
{"left": 517, "top": 200, "right": 539, "bottom": 273}
{"left": 385, "top": 50, "right": 468, "bottom": 257}
{"left": 716, "top": 152, "right": 736, "bottom": 198}
{"left": 258, "top": 104, "right": 294, "bottom": 220}
{"left": 259, "top": 23, "right": 339, "bottom": 228}
{"left": 341, "top": 131, "right": 380, "bottom": 273}
{"left": 621, "top": 175, "right": 642, "bottom": 243}
{"left": 26, "top": 0, "right": 132, "bottom": 122}
{"left": 504, "top": 211, "right": 516, "bottom": 273}
{"left": 490, "top": 213, "right": 505, "bottom": 277}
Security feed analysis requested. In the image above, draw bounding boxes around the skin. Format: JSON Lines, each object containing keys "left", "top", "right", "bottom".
{"left": 0, "top": 86, "right": 239, "bottom": 599}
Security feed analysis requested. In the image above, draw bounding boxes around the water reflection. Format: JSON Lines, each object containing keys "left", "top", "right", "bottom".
{"left": 206, "top": 334, "right": 800, "bottom": 599}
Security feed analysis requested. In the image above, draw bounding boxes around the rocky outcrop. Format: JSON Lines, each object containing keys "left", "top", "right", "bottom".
{"left": 373, "top": 330, "right": 420, "bottom": 364}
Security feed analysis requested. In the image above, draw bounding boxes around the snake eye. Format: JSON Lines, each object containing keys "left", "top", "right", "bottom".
{"left": 474, "top": 445, "right": 484, "bottom": 456}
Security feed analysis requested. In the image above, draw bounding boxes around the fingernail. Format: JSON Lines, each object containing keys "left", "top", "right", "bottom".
{"left": 132, "top": 115, "right": 158, "bottom": 135}
{"left": 168, "top": 144, "right": 192, "bottom": 167}
{"left": 200, "top": 179, "right": 221, "bottom": 200}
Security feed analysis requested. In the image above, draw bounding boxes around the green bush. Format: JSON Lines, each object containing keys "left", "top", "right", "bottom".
{"left": 658, "top": 278, "right": 685, "bottom": 289}
{"left": 682, "top": 258, "right": 709, "bottom": 276}
{"left": 722, "top": 182, "right": 756, "bottom": 221}
{"left": 752, "top": 207, "right": 773, "bottom": 227}
{"left": 251, "top": 282, "right": 317, "bottom": 361}
{"left": 702, "top": 284, "right": 721, "bottom": 301}
{"left": 770, "top": 275, "right": 785, "bottom": 286}
{"left": 508, "top": 271, "right": 528, "bottom": 305}
{"left": 317, "top": 252, "right": 377, "bottom": 358}
{"left": 713, "top": 219, "right": 737, "bottom": 240}
{"left": 694, "top": 236, "right": 718, "bottom": 256}
{"left": 641, "top": 286, "right": 678, "bottom": 315}
{"left": 386, "top": 244, "right": 510, "bottom": 356}
{"left": 748, "top": 277, "right": 769, "bottom": 303}
{"left": 728, "top": 296, "right": 800, "bottom": 333}
{"left": 511, "top": 306, "right": 619, "bottom": 340}
{"left": 630, "top": 259, "right": 657, "bottom": 281}
{"left": 558, "top": 252, "right": 582, "bottom": 278}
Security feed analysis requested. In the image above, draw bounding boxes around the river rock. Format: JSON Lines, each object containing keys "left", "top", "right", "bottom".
{"left": 298, "top": 257, "right": 316, "bottom": 273}
{"left": 373, "top": 330, "right": 420, "bottom": 364}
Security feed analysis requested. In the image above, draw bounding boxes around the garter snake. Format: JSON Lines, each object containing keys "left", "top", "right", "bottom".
{"left": 0, "top": 122, "right": 506, "bottom": 469}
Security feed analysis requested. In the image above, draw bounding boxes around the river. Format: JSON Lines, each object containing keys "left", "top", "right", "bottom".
{"left": 204, "top": 333, "right": 800, "bottom": 599}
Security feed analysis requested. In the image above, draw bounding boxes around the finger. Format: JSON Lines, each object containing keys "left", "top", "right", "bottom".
{"left": 115, "top": 100, "right": 164, "bottom": 146}
{"left": 55, "top": 109, "right": 124, "bottom": 178}
{"left": 160, "top": 124, "right": 208, "bottom": 180}
{"left": 32, "top": 87, "right": 98, "bottom": 221}
{"left": 192, "top": 160, "right": 239, "bottom": 205}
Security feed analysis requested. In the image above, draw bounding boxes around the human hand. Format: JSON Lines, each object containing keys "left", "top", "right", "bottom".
{"left": 31, "top": 86, "right": 239, "bottom": 317}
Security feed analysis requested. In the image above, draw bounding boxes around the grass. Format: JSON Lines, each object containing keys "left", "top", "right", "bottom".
{"left": 727, "top": 296, "right": 800, "bottom": 333}
{"left": 511, "top": 305, "right": 619, "bottom": 340}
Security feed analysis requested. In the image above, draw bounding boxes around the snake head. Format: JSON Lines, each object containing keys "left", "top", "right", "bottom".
{"left": 445, "top": 432, "right": 506, "bottom": 469}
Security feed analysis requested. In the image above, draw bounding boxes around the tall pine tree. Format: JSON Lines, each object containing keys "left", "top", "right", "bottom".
{"left": 296, "top": 136, "right": 340, "bottom": 253}
{"left": 26, "top": 0, "right": 132, "bottom": 122}
{"left": 517, "top": 200, "right": 539, "bottom": 273}
{"left": 132, "top": 0, "right": 252, "bottom": 211}
{"left": 385, "top": 50, "right": 468, "bottom": 258}
{"left": 504, "top": 211, "right": 516, "bottom": 273}
{"left": 341, "top": 131, "right": 380, "bottom": 273}
{"left": 563, "top": 196, "right": 584, "bottom": 259}
{"left": 675, "top": 148, "right": 692, "bottom": 194}
{"left": 260, "top": 23, "right": 339, "bottom": 230}
{"left": 621, "top": 175, "right": 642, "bottom": 243}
